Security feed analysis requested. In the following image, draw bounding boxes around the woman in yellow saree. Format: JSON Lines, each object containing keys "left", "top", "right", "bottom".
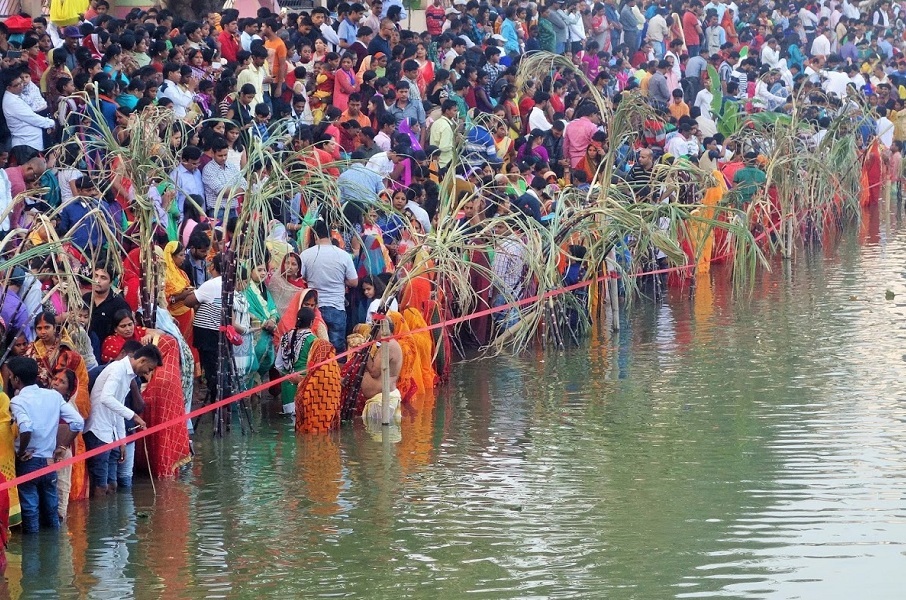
{"left": 163, "top": 241, "right": 196, "bottom": 371}
{"left": 0, "top": 375, "right": 21, "bottom": 528}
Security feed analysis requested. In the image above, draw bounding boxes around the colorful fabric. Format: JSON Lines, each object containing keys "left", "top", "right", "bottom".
{"left": 274, "top": 288, "right": 329, "bottom": 345}
{"left": 361, "top": 388, "right": 402, "bottom": 423}
{"left": 0, "top": 386, "right": 20, "bottom": 528}
{"left": 26, "top": 336, "right": 91, "bottom": 501}
{"left": 403, "top": 308, "right": 436, "bottom": 394}
{"left": 164, "top": 240, "right": 192, "bottom": 317}
{"left": 278, "top": 329, "right": 316, "bottom": 407}
{"left": 142, "top": 334, "right": 191, "bottom": 477}
{"left": 244, "top": 281, "right": 278, "bottom": 375}
{"left": 294, "top": 339, "right": 341, "bottom": 433}
{"left": 423, "top": 299, "right": 452, "bottom": 384}
{"left": 268, "top": 252, "right": 306, "bottom": 316}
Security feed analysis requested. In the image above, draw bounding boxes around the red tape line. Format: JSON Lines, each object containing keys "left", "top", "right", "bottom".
{"left": 0, "top": 231, "right": 750, "bottom": 493}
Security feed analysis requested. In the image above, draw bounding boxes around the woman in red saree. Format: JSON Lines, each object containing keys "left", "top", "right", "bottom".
{"left": 268, "top": 252, "right": 306, "bottom": 317}
{"left": 275, "top": 288, "right": 329, "bottom": 346}
{"left": 101, "top": 310, "right": 191, "bottom": 477}
{"left": 25, "top": 311, "right": 92, "bottom": 502}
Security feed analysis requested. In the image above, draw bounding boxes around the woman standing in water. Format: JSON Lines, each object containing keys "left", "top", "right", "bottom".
{"left": 275, "top": 307, "right": 318, "bottom": 416}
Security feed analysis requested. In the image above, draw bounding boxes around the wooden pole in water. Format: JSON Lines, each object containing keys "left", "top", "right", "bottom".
{"left": 381, "top": 318, "right": 391, "bottom": 427}
{"left": 606, "top": 250, "right": 620, "bottom": 331}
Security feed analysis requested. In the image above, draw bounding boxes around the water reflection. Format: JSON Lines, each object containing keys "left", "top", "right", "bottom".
{"left": 5, "top": 210, "right": 906, "bottom": 598}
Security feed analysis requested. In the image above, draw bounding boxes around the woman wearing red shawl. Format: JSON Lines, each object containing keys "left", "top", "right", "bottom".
{"left": 101, "top": 309, "right": 191, "bottom": 477}
{"left": 121, "top": 247, "right": 143, "bottom": 312}
{"left": 275, "top": 288, "right": 329, "bottom": 346}
{"left": 268, "top": 252, "right": 306, "bottom": 316}
{"left": 575, "top": 142, "right": 603, "bottom": 183}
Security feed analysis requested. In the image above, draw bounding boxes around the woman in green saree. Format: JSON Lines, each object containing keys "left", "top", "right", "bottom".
{"left": 274, "top": 306, "right": 317, "bottom": 416}
{"left": 244, "top": 261, "right": 279, "bottom": 383}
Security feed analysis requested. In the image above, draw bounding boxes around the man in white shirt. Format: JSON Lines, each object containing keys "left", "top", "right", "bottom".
{"left": 810, "top": 26, "right": 831, "bottom": 58}
{"left": 821, "top": 66, "right": 851, "bottom": 99}
{"left": 202, "top": 137, "right": 245, "bottom": 219}
{"left": 2, "top": 73, "right": 55, "bottom": 152}
{"left": 760, "top": 37, "right": 783, "bottom": 69}
{"left": 240, "top": 18, "right": 260, "bottom": 51}
{"left": 528, "top": 91, "right": 553, "bottom": 131}
{"left": 646, "top": 9, "right": 669, "bottom": 58}
{"left": 666, "top": 122, "right": 699, "bottom": 158}
{"left": 4, "top": 356, "right": 84, "bottom": 532}
{"left": 158, "top": 63, "right": 195, "bottom": 119}
{"left": 83, "top": 345, "right": 158, "bottom": 496}
{"left": 877, "top": 106, "right": 895, "bottom": 147}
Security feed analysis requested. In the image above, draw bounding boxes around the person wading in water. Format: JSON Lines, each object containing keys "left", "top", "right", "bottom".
{"left": 359, "top": 318, "right": 403, "bottom": 423}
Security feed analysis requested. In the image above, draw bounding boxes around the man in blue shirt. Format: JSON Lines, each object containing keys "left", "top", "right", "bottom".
{"left": 4, "top": 356, "right": 84, "bottom": 533}
{"left": 57, "top": 177, "right": 115, "bottom": 252}
{"left": 338, "top": 152, "right": 385, "bottom": 205}
{"left": 169, "top": 146, "right": 204, "bottom": 216}
{"left": 338, "top": 3, "right": 364, "bottom": 50}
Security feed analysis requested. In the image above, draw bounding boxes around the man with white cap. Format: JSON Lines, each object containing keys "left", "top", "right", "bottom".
{"left": 442, "top": 6, "right": 461, "bottom": 33}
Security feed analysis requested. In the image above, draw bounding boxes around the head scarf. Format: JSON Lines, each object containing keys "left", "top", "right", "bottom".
{"left": 265, "top": 219, "right": 293, "bottom": 271}
{"left": 398, "top": 118, "right": 423, "bottom": 152}
{"left": 269, "top": 252, "right": 306, "bottom": 314}
{"left": 164, "top": 241, "right": 192, "bottom": 317}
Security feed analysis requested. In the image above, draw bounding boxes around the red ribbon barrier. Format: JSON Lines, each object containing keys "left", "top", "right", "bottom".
{"left": 0, "top": 238, "right": 742, "bottom": 493}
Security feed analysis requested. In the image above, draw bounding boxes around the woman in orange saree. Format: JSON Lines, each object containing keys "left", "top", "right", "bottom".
{"left": 294, "top": 339, "right": 341, "bottom": 433}
{"left": 402, "top": 307, "right": 436, "bottom": 394}
{"left": 25, "top": 312, "right": 91, "bottom": 502}
{"left": 721, "top": 8, "right": 738, "bottom": 46}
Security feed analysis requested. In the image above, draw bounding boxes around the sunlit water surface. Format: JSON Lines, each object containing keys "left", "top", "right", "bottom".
{"left": 6, "top": 208, "right": 906, "bottom": 599}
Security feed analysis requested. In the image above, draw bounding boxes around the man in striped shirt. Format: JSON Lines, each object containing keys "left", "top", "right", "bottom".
{"left": 185, "top": 254, "right": 224, "bottom": 402}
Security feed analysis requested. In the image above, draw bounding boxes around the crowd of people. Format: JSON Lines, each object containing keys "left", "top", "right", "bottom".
{"left": 0, "top": 0, "right": 898, "bottom": 545}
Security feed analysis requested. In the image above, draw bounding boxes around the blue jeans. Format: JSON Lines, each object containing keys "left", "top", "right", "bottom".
{"left": 117, "top": 442, "right": 135, "bottom": 489}
{"left": 652, "top": 40, "right": 665, "bottom": 59}
{"left": 83, "top": 431, "right": 121, "bottom": 490}
{"left": 16, "top": 456, "right": 59, "bottom": 533}
{"left": 319, "top": 306, "right": 347, "bottom": 353}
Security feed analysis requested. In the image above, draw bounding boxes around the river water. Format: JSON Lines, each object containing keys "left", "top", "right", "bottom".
{"left": 6, "top": 209, "right": 906, "bottom": 599}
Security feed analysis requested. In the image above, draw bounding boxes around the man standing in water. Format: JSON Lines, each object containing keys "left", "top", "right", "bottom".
{"left": 360, "top": 318, "right": 403, "bottom": 423}
{"left": 299, "top": 219, "right": 358, "bottom": 352}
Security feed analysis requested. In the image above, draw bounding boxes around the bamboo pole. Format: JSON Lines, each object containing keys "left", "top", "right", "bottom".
{"left": 606, "top": 249, "right": 620, "bottom": 331}
{"left": 380, "top": 318, "right": 391, "bottom": 427}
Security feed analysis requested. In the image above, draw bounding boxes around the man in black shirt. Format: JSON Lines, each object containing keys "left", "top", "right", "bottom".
{"left": 82, "top": 262, "right": 130, "bottom": 351}
{"left": 627, "top": 147, "right": 655, "bottom": 203}
{"left": 543, "top": 120, "right": 566, "bottom": 178}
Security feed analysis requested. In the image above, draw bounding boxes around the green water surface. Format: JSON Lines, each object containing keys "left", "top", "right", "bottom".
{"left": 7, "top": 212, "right": 906, "bottom": 599}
